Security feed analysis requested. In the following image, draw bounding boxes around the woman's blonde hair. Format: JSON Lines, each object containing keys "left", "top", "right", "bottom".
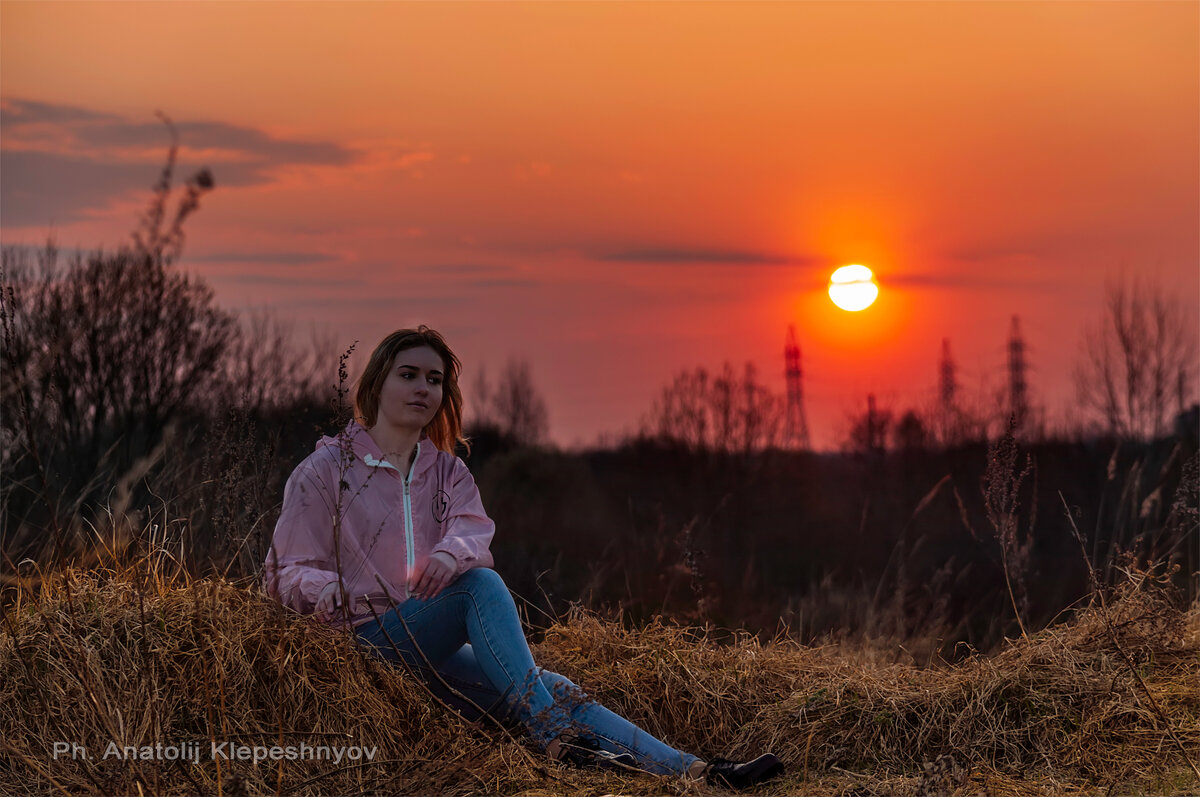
{"left": 354, "top": 326, "right": 467, "bottom": 454}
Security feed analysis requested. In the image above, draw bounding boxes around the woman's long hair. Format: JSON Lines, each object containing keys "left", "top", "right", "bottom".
{"left": 354, "top": 326, "right": 468, "bottom": 454}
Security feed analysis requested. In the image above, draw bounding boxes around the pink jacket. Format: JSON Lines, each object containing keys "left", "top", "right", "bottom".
{"left": 263, "top": 421, "right": 495, "bottom": 628}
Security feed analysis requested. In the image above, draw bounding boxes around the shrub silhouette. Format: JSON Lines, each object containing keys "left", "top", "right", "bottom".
{"left": 1, "top": 144, "right": 230, "bottom": 555}
{"left": 0, "top": 118, "right": 326, "bottom": 570}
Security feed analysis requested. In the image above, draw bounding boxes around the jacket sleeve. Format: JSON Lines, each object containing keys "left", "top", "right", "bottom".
{"left": 263, "top": 459, "right": 341, "bottom": 614}
{"left": 432, "top": 457, "right": 496, "bottom": 575}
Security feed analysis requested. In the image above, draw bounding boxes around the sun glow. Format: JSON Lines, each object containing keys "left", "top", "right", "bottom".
{"left": 828, "top": 264, "right": 879, "bottom": 311}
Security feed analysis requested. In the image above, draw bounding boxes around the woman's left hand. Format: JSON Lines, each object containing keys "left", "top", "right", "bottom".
{"left": 409, "top": 552, "right": 457, "bottom": 600}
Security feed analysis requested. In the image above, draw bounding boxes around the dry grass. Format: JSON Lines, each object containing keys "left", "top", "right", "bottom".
{"left": 1, "top": 560, "right": 1196, "bottom": 796}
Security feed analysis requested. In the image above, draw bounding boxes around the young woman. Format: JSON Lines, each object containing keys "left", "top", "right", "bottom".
{"left": 264, "top": 326, "right": 783, "bottom": 790}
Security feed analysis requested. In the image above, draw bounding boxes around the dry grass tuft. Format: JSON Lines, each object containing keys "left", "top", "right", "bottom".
{"left": 1, "top": 562, "right": 1196, "bottom": 796}
{"left": 538, "top": 569, "right": 1199, "bottom": 794}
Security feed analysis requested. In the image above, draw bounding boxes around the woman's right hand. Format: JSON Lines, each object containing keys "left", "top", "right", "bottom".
{"left": 315, "top": 580, "right": 343, "bottom": 621}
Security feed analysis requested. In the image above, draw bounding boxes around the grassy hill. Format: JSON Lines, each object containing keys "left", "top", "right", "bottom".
{"left": 1, "top": 563, "right": 1196, "bottom": 796}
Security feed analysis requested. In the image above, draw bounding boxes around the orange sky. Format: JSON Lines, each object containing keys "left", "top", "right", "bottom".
{"left": 2, "top": 1, "right": 1197, "bottom": 448}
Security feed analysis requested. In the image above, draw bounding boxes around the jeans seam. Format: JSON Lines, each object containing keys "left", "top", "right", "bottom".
{"left": 385, "top": 583, "right": 537, "bottom": 714}
{"left": 457, "top": 590, "right": 539, "bottom": 707}
{"left": 450, "top": 585, "right": 554, "bottom": 736}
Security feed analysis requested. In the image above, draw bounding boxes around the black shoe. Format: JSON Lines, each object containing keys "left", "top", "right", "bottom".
{"left": 704, "top": 753, "right": 784, "bottom": 789}
{"left": 552, "top": 735, "right": 638, "bottom": 771}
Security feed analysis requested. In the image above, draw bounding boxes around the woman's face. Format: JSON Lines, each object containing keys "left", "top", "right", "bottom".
{"left": 376, "top": 345, "right": 445, "bottom": 432}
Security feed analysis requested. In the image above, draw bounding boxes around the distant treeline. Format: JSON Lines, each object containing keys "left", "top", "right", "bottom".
{"left": 468, "top": 424, "right": 1197, "bottom": 653}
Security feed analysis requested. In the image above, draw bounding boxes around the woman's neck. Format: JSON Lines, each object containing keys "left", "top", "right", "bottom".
{"left": 366, "top": 423, "right": 422, "bottom": 468}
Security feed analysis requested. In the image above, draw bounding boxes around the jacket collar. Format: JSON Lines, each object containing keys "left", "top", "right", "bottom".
{"left": 323, "top": 421, "right": 437, "bottom": 475}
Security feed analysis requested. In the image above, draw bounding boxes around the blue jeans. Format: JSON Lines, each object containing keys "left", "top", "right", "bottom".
{"left": 354, "top": 568, "right": 699, "bottom": 776}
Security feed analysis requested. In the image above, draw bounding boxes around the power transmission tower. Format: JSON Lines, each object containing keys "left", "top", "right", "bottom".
{"left": 784, "top": 325, "right": 810, "bottom": 450}
{"left": 938, "top": 338, "right": 958, "bottom": 445}
{"left": 1007, "top": 315, "right": 1028, "bottom": 431}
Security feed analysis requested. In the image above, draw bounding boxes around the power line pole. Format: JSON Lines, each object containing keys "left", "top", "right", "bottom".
{"left": 1007, "top": 315, "right": 1028, "bottom": 432}
{"left": 784, "top": 325, "right": 810, "bottom": 450}
{"left": 939, "top": 337, "right": 958, "bottom": 445}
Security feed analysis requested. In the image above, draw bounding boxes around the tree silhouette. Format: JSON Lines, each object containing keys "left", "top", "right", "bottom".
{"left": 643, "top": 362, "right": 783, "bottom": 454}
{"left": 1076, "top": 277, "right": 1198, "bottom": 440}
{"left": 1, "top": 146, "right": 231, "bottom": 547}
{"left": 470, "top": 358, "right": 550, "bottom": 447}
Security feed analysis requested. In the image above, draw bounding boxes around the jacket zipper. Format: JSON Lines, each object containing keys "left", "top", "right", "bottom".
{"left": 403, "top": 450, "right": 417, "bottom": 593}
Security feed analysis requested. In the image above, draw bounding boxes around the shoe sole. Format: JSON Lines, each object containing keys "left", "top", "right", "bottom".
{"left": 712, "top": 755, "right": 784, "bottom": 788}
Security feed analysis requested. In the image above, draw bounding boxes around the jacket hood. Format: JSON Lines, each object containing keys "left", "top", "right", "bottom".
{"left": 315, "top": 420, "right": 439, "bottom": 475}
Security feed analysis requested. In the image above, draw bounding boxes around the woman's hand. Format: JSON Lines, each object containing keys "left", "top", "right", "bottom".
{"left": 315, "top": 580, "right": 343, "bottom": 621}
{"left": 408, "top": 552, "right": 457, "bottom": 600}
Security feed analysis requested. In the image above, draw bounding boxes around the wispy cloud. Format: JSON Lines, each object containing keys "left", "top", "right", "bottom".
{"left": 0, "top": 152, "right": 141, "bottom": 226}
{"left": 407, "top": 263, "right": 504, "bottom": 275}
{"left": 1, "top": 97, "right": 350, "bottom": 166}
{"left": 596, "top": 247, "right": 821, "bottom": 267}
{"left": 0, "top": 97, "right": 120, "bottom": 127}
{"left": 189, "top": 251, "right": 340, "bottom": 265}
{"left": 469, "top": 277, "right": 537, "bottom": 289}
{"left": 280, "top": 294, "right": 465, "bottom": 311}
{"left": 403, "top": 263, "right": 540, "bottom": 289}
{"left": 944, "top": 248, "right": 1040, "bottom": 264}
{"left": 215, "top": 272, "right": 364, "bottom": 287}
{"left": 884, "top": 271, "right": 1063, "bottom": 292}
{"left": 1, "top": 97, "right": 355, "bottom": 227}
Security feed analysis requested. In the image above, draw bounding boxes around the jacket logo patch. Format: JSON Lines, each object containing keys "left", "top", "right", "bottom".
{"left": 432, "top": 490, "right": 450, "bottom": 523}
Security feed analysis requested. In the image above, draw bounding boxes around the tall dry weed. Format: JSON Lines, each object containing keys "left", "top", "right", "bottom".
{"left": 982, "top": 422, "right": 1035, "bottom": 638}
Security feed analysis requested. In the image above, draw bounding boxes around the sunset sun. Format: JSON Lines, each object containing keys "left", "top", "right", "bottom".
{"left": 828, "top": 264, "right": 879, "bottom": 312}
